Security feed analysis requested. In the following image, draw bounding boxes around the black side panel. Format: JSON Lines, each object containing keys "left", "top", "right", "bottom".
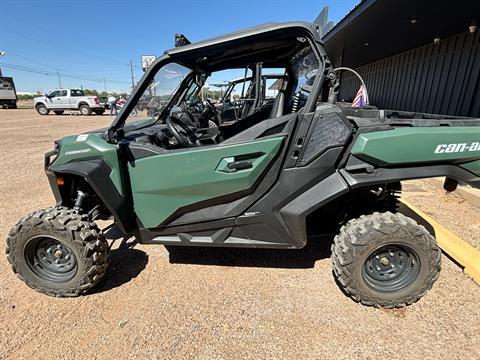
{"left": 340, "top": 165, "right": 480, "bottom": 189}
{"left": 279, "top": 172, "right": 349, "bottom": 245}
{"left": 298, "top": 110, "right": 352, "bottom": 166}
{"left": 49, "top": 160, "right": 134, "bottom": 234}
{"left": 239, "top": 147, "right": 345, "bottom": 247}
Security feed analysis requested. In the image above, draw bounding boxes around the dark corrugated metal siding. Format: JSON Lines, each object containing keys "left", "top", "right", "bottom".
{"left": 338, "top": 31, "right": 480, "bottom": 117}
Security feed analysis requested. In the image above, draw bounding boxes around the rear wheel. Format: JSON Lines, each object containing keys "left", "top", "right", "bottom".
{"left": 79, "top": 104, "right": 92, "bottom": 116}
{"left": 6, "top": 207, "right": 109, "bottom": 297}
{"left": 53, "top": 110, "right": 64, "bottom": 115}
{"left": 36, "top": 104, "right": 50, "bottom": 115}
{"left": 332, "top": 212, "right": 441, "bottom": 308}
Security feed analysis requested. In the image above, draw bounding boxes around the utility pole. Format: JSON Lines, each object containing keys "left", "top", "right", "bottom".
{"left": 130, "top": 60, "right": 135, "bottom": 93}
{"left": 0, "top": 51, "right": 5, "bottom": 76}
{"left": 103, "top": 77, "right": 107, "bottom": 94}
{"left": 57, "top": 70, "right": 62, "bottom": 88}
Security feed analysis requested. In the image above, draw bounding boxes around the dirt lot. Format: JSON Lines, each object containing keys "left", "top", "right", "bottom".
{"left": 0, "top": 109, "right": 479, "bottom": 359}
{"left": 402, "top": 180, "right": 480, "bottom": 251}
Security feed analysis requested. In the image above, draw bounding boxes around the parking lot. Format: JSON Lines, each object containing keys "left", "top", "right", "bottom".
{"left": 0, "top": 109, "right": 479, "bottom": 359}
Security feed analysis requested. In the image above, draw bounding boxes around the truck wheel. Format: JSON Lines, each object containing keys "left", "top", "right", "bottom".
{"left": 94, "top": 109, "right": 105, "bottom": 115}
{"left": 53, "top": 110, "right": 64, "bottom": 115}
{"left": 36, "top": 104, "right": 50, "bottom": 115}
{"left": 6, "top": 207, "right": 109, "bottom": 297}
{"left": 79, "top": 104, "right": 92, "bottom": 116}
{"left": 331, "top": 212, "right": 441, "bottom": 308}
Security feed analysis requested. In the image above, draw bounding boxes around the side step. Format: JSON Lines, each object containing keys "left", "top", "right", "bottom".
{"left": 149, "top": 227, "right": 300, "bottom": 249}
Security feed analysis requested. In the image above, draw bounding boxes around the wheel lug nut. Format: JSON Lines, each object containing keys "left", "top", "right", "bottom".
{"left": 380, "top": 257, "right": 390, "bottom": 266}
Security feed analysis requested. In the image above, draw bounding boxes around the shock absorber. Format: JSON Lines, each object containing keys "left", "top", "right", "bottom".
{"left": 291, "top": 92, "right": 300, "bottom": 113}
{"left": 73, "top": 190, "right": 87, "bottom": 212}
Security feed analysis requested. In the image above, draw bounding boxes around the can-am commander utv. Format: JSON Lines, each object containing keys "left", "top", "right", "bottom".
{"left": 6, "top": 22, "right": 480, "bottom": 307}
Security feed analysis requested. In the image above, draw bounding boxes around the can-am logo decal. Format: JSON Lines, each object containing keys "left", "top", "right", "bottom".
{"left": 65, "top": 148, "right": 91, "bottom": 155}
{"left": 435, "top": 142, "right": 480, "bottom": 154}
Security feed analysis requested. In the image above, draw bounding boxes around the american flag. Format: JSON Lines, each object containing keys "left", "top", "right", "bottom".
{"left": 352, "top": 84, "right": 369, "bottom": 107}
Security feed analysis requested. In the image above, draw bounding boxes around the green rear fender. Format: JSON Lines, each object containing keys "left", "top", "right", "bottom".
{"left": 351, "top": 127, "right": 480, "bottom": 175}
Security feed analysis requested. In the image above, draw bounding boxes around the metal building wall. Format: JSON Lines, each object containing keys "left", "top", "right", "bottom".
{"left": 338, "top": 31, "right": 480, "bottom": 117}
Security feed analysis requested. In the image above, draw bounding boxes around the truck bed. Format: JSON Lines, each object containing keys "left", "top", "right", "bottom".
{"left": 341, "top": 107, "right": 480, "bottom": 128}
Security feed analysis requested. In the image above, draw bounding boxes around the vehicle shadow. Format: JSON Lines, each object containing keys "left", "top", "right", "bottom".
{"left": 89, "top": 226, "right": 148, "bottom": 295}
{"left": 166, "top": 234, "right": 333, "bottom": 269}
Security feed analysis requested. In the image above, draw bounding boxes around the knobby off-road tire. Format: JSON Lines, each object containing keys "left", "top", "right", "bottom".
{"left": 332, "top": 212, "right": 441, "bottom": 308}
{"left": 6, "top": 207, "right": 109, "bottom": 297}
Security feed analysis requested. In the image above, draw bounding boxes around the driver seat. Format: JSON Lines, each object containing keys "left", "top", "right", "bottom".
{"left": 269, "top": 90, "right": 285, "bottom": 118}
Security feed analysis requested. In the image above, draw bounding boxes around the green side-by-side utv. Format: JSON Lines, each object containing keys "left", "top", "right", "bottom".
{"left": 6, "top": 22, "right": 480, "bottom": 307}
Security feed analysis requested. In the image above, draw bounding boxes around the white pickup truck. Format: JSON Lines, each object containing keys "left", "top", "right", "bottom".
{"left": 34, "top": 89, "right": 105, "bottom": 116}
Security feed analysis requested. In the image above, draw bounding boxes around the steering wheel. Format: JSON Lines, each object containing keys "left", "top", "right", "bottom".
{"left": 166, "top": 115, "right": 200, "bottom": 147}
{"left": 201, "top": 98, "right": 221, "bottom": 126}
{"left": 203, "top": 98, "right": 219, "bottom": 112}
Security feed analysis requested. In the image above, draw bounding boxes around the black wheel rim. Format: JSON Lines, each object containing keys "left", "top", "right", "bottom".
{"left": 24, "top": 236, "right": 77, "bottom": 282}
{"left": 362, "top": 244, "right": 421, "bottom": 292}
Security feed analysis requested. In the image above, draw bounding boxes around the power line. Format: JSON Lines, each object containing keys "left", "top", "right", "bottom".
{"left": 0, "top": 26, "right": 130, "bottom": 67}
{"left": 0, "top": 48, "right": 140, "bottom": 88}
{"left": 0, "top": 62, "right": 131, "bottom": 85}
{"left": 3, "top": 48, "right": 134, "bottom": 74}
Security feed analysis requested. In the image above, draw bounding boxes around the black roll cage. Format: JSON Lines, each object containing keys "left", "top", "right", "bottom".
{"left": 107, "top": 21, "right": 329, "bottom": 143}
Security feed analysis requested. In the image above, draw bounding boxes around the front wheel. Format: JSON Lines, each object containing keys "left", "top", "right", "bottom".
{"left": 79, "top": 104, "right": 92, "bottom": 116}
{"left": 6, "top": 207, "right": 109, "bottom": 297}
{"left": 331, "top": 212, "right": 441, "bottom": 308}
{"left": 36, "top": 104, "right": 50, "bottom": 115}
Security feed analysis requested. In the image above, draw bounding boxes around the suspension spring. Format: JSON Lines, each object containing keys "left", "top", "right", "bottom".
{"left": 291, "top": 92, "right": 300, "bottom": 113}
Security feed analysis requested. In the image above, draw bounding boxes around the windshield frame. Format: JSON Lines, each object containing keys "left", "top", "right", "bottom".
{"left": 108, "top": 55, "right": 193, "bottom": 140}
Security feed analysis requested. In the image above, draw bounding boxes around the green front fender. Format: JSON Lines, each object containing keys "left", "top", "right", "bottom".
{"left": 53, "top": 133, "right": 124, "bottom": 195}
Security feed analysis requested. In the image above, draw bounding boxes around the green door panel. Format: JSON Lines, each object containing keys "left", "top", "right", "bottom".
{"left": 53, "top": 134, "right": 124, "bottom": 195}
{"left": 351, "top": 127, "right": 480, "bottom": 165}
{"left": 129, "top": 137, "right": 284, "bottom": 228}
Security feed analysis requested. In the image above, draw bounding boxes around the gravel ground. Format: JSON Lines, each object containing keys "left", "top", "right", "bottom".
{"left": 0, "top": 109, "right": 479, "bottom": 359}
{"left": 402, "top": 179, "right": 480, "bottom": 251}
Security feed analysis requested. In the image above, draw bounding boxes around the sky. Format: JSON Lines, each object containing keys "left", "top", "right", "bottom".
{"left": 0, "top": 0, "right": 358, "bottom": 93}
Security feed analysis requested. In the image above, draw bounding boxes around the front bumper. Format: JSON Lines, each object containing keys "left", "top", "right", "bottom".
{"left": 44, "top": 145, "right": 62, "bottom": 204}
